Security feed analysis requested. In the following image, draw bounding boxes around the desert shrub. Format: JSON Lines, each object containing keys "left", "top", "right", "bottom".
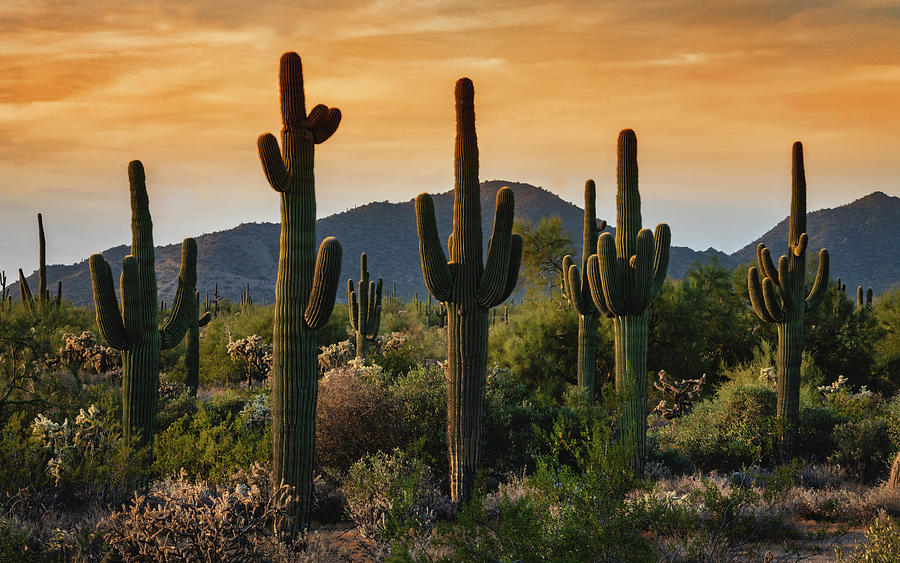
{"left": 226, "top": 335, "right": 272, "bottom": 387}
{"left": 0, "top": 518, "right": 32, "bottom": 562}
{"left": 837, "top": 515, "right": 900, "bottom": 562}
{"left": 344, "top": 449, "right": 446, "bottom": 548}
{"left": 315, "top": 366, "right": 399, "bottom": 473}
{"left": 372, "top": 325, "right": 445, "bottom": 375}
{"left": 387, "top": 362, "right": 447, "bottom": 474}
{"left": 797, "top": 404, "right": 845, "bottom": 461}
{"left": 152, "top": 400, "right": 269, "bottom": 483}
{"left": 317, "top": 339, "right": 353, "bottom": 373}
{"left": 829, "top": 419, "right": 892, "bottom": 482}
{"left": 0, "top": 411, "right": 48, "bottom": 493}
{"left": 819, "top": 374, "right": 881, "bottom": 422}
{"left": 101, "top": 464, "right": 286, "bottom": 561}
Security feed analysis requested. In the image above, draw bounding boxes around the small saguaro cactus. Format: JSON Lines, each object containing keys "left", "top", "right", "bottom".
{"left": 257, "top": 51, "right": 343, "bottom": 535}
{"left": 563, "top": 180, "right": 608, "bottom": 400}
{"left": 348, "top": 253, "right": 383, "bottom": 361}
{"left": 19, "top": 213, "right": 62, "bottom": 312}
{"left": 857, "top": 286, "right": 873, "bottom": 309}
{"left": 416, "top": 77, "right": 522, "bottom": 503}
{"left": 747, "top": 142, "right": 829, "bottom": 459}
{"left": 89, "top": 161, "right": 198, "bottom": 446}
{"left": 184, "top": 291, "right": 212, "bottom": 396}
{"left": 585, "top": 129, "right": 670, "bottom": 475}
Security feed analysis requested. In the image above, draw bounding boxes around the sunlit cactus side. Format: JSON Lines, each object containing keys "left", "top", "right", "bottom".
{"left": 0, "top": 270, "right": 7, "bottom": 310}
{"left": 563, "top": 180, "right": 607, "bottom": 400}
{"left": 856, "top": 286, "right": 873, "bottom": 309}
{"left": 348, "top": 253, "right": 382, "bottom": 361}
{"left": 19, "top": 213, "right": 62, "bottom": 312}
{"left": 89, "top": 161, "right": 198, "bottom": 446}
{"left": 415, "top": 78, "right": 522, "bottom": 503}
{"left": 585, "top": 129, "right": 670, "bottom": 475}
{"left": 184, "top": 290, "right": 212, "bottom": 396}
{"left": 257, "top": 52, "right": 343, "bottom": 535}
{"left": 747, "top": 142, "right": 829, "bottom": 459}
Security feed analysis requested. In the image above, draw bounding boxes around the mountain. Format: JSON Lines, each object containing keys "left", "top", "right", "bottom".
{"left": 9, "top": 184, "right": 899, "bottom": 306}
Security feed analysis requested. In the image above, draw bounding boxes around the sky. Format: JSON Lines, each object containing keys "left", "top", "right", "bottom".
{"left": 2, "top": 0, "right": 899, "bottom": 274}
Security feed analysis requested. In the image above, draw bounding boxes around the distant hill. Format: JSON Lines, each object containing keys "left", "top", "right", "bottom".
{"left": 10, "top": 183, "right": 899, "bottom": 306}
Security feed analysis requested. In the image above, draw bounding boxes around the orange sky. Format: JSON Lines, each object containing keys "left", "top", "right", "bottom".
{"left": 2, "top": 0, "right": 899, "bottom": 272}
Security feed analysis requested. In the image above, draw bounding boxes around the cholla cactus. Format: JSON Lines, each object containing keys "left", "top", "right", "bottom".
{"left": 651, "top": 370, "right": 705, "bottom": 419}
{"left": 318, "top": 340, "right": 354, "bottom": 373}
{"left": 56, "top": 331, "right": 119, "bottom": 382}
{"left": 375, "top": 331, "right": 409, "bottom": 356}
{"left": 226, "top": 335, "right": 273, "bottom": 388}
{"left": 240, "top": 394, "right": 271, "bottom": 429}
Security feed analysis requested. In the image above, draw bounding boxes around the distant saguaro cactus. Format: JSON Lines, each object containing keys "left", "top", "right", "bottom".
{"left": 415, "top": 78, "right": 522, "bottom": 503}
{"left": 19, "top": 213, "right": 62, "bottom": 312}
{"left": 257, "top": 52, "right": 342, "bottom": 534}
{"left": 585, "top": 129, "right": 670, "bottom": 475}
{"left": 747, "top": 142, "right": 829, "bottom": 458}
{"left": 856, "top": 286, "right": 873, "bottom": 309}
{"left": 562, "top": 180, "right": 607, "bottom": 400}
{"left": 348, "top": 253, "right": 382, "bottom": 361}
{"left": 184, "top": 291, "right": 212, "bottom": 396}
{"left": 89, "top": 161, "right": 198, "bottom": 446}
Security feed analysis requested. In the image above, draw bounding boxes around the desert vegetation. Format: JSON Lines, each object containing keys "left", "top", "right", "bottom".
{"left": 1, "top": 51, "right": 899, "bottom": 562}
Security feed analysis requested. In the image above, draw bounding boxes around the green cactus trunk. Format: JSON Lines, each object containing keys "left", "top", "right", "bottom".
{"left": 415, "top": 78, "right": 522, "bottom": 503}
{"left": 614, "top": 311, "right": 648, "bottom": 469}
{"left": 577, "top": 314, "right": 598, "bottom": 397}
{"left": 776, "top": 313, "right": 803, "bottom": 456}
{"left": 184, "top": 291, "right": 210, "bottom": 396}
{"left": 121, "top": 339, "right": 160, "bottom": 443}
{"left": 258, "top": 52, "right": 342, "bottom": 536}
{"left": 348, "top": 253, "right": 382, "bottom": 362}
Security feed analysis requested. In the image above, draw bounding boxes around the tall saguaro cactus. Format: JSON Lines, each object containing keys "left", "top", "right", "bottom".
{"left": 89, "top": 161, "right": 197, "bottom": 446}
{"left": 348, "top": 253, "right": 382, "bottom": 361}
{"left": 19, "top": 213, "right": 62, "bottom": 312}
{"left": 747, "top": 142, "right": 829, "bottom": 458}
{"left": 185, "top": 291, "right": 212, "bottom": 396}
{"left": 257, "top": 52, "right": 343, "bottom": 534}
{"left": 563, "top": 180, "right": 607, "bottom": 399}
{"left": 416, "top": 78, "right": 522, "bottom": 503}
{"left": 856, "top": 286, "right": 873, "bottom": 310}
{"left": 585, "top": 129, "right": 670, "bottom": 475}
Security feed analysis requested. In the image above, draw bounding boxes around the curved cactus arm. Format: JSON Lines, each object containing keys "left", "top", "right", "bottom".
{"left": 365, "top": 280, "right": 376, "bottom": 329}
{"left": 598, "top": 219, "right": 608, "bottom": 233}
{"left": 805, "top": 248, "right": 829, "bottom": 311}
{"left": 415, "top": 193, "right": 453, "bottom": 302}
{"left": 304, "top": 236, "right": 343, "bottom": 330}
{"left": 631, "top": 228, "right": 654, "bottom": 312}
{"left": 563, "top": 255, "right": 586, "bottom": 314}
{"left": 198, "top": 311, "right": 212, "bottom": 328}
{"left": 585, "top": 256, "right": 614, "bottom": 317}
{"left": 793, "top": 233, "right": 808, "bottom": 257}
{"left": 747, "top": 267, "right": 776, "bottom": 323}
{"left": 348, "top": 279, "right": 359, "bottom": 330}
{"left": 120, "top": 256, "right": 145, "bottom": 345}
{"left": 17, "top": 269, "right": 34, "bottom": 310}
{"left": 777, "top": 255, "right": 793, "bottom": 310}
{"left": 367, "top": 278, "right": 383, "bottom": 336}
{"left": 757, "top": 244, "right": 779, "bottom": 283}
{"left": 595, "top": 232, "right": 626, "bottom": 316}
{"left": 651, "top": 223, "right": 671, "bottom": 297}
{"left": 496, "top": 233, "right": 523, "bottom": 304}
{"left": 762, "top": 277, "right": 786, "bottom": 323}
{"left": 160, "top": 238, "right": 198, "bottom": 350}
{"left": 307, "top": 105, "right": 342, "bottom": 144}
{"left": 89, "top": 254, "right": 131, "bottom": 350}
{"left": 257, "top": 134, "right": 291, "bottom": 193}
{"left": 479, "top": 188, "right": 516, "bottom": 308}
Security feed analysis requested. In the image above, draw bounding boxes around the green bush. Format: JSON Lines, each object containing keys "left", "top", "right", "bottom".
{"left": 828, "top": 419, "right": 892, "bottom": 482}
{"left": 837, "top": 516, "right": 900, "bottom": 562}
{"left": 0, "top": 518, "right": 32, "bottom": 563}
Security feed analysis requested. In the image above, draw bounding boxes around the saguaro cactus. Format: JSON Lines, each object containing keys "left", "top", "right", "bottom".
{"left": 89, "top": 161, "right": 197, "bottom": 446}
{"left": 856, "top": 286, "right": 873, "bottom": 309}
{"left": 415, "top": 78, "right": 522, "bottom": 503}
{"left": 348, "top": 253, "right": 382, "bottom": 361}
{"left": 19, "top": 213, "right": 62, "bottom": 311}
{"left": 185, "top": 291, "right": 212, "bottom": 396}
{"left": 563, "top": 180, "right": 607, "bottom": 399}
{"left": 257, "top": 52, "right": 342, "bottom": 534}
{"left": 747, "top": 142, "right": 829, "bottom": 458}
{"left": 585, "top": 129, "right": 670, "bottom": 475}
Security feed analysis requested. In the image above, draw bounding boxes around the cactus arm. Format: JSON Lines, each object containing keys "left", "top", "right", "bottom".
{"left": 478, "top": 187, "right": 515, "bottom": 308}
{"left": 748, "top": 267, "right": 776, "bottom": 323}
{"left": 89, "top": 254, "right": 131, "bottom": 350}
{"left": 762, "top": 277, "right": 786, "bottom": 323}
{"left": 258, "top": 134, "right": 291, "bottom": 193}
{"left": 595, "top": 232, "right": 626, "bottom": 316}
{"left": 758, "top": 244, "right": 779, "bottom": 283}
{"left": 586, "top": 256, "right": 614, "bottom": 317}
{"left": 804, "top": 248, "right": 829, "bottom": 311}
{"left": 777, "top": 255, "right": 792, "bottom": 309}
{"left": 304, "top": 237, "right": 342, "bottom": 330}
{"left": 348, "top": 279, "right": 359, "bottom": 330}
{"left": 365, "top": 280, "right": 376, "bottom": 331}
{"left": 307, "top": 105, "right": 342, "bottom": 144}
{"left": 17, "top": 269, "right": 34, "bottom": 310}
{"left": 496, "top": 234, "right": 522, "bottom": 304}
{"left": 368, "top": 278, "right": 383, "bottom": 336}
{"left": 160, "top": 238, "right": 197, "bottom": 350}
{"left": 630, "top": 228, "right": 654, "bottom": 312}
{"left": 563, "top": 255, "right": 586, "bottom": 314}
{"left": 415, "top": 193, "right": 453, "bottom": 302}
{"left": 120, "top": 255, "right": 147, "bottom": 346}
{"left": 651, "top": 223, "right": 671, "bottom": 297}
{"left": 793, "top": 233, "right": 808, "bottom": 257}
{"left": 37, "top": 213, "right": 46, "bottom": 305}
{"left": 198, "top": 311, "right": 212, "bottom": 328}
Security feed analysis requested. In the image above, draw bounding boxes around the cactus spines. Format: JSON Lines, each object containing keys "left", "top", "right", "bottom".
{"left": 257, "top": 52, "right": 342, "bottom": 535}
{"left": 747, "top": 142, "right": 829, "bottom": 458}
{"left": 563, "top": 180, "right": 608, "bottom": 399}
{"left": 348, "top": 253, "right": 383, "bottom": 361}
{"left": 89, "top": 160, "right": 198, "bottom": 446}
{"left": 415, "top": 77, "right": 522, "bottom": 503}
{"left": 184, "top": 290, "right": 212, "bottom": 396}
{"left": 585, "top": 129, "right": 670, "bottom": 475}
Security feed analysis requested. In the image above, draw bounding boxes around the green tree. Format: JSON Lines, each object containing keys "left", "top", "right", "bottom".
{"left": 513, "top": 216, "right": 574, "bottom": 300}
